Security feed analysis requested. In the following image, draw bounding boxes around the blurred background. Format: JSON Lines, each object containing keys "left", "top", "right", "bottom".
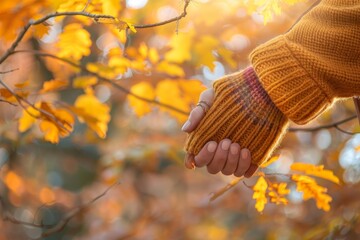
{"left": 0, "top": 0, "right": 359, "bottom": 239}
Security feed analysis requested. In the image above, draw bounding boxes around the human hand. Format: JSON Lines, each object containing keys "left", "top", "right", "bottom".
{"left": 183, "top": 67, "right": 289, "bottom": 177}
{"left": 181, "top": 89, "right": 258, "bottom": 178}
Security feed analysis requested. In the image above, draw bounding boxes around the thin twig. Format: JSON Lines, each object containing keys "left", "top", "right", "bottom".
{"left": 0, "top": 99, "right": 17, "bottom": 106}
{"left": 133, "top": 0, "right": 190, "bottom": 29}
{"left": 0, "top": 78, "right": 71, "bottom": 133}
{"left": 0, "top": 0, "right": 191, "bottom": 65}
{"left": 13, "top": 50, "right": 190, "bottom": 115}
{"left": 0, "top": 68, "right": 19, "bottom": 74}
{"left": 41, "top": 181, "right": 120, "bottom": 237}
{"left": 10, "top": 49, "right": 360, "bottom": 133}
{"left": 288, "top": 115, "right": 358, "bottom": 135}
{"left": 1, "top": 182, "right": 120, "bottom": 237}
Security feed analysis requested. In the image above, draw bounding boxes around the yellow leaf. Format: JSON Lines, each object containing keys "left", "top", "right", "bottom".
{"left": 149, "top": 48, "right": 159, "bottom": 64}
{"left": 193, "top": 36, "right": 219, "bottom": 70}
{"left": 39, "top": 120, "right": 60, "bottom": 143}
{"left": 73, "top": 76, "right": 98, "bottom": 89}
{"left": 155, "top": 80, "right": 189, "bottom": 122}
{"left": 218, "top": 48, "right": 237, "bottom": 69}
{"left": 155, "top": 79, "right": 205, "bottom": 122}
{"left": 291, "top": 163, "right": 340, "bottom": 184}
{"left": 74, "top": 93, "right": 110, "bottom": 138}
{"left": 102, "top": 0, "right": 122, "bottom": 16}
{"left": 18, "top": 106, "right": 40, "bottom": 132}
{"left": 39, "top": 103, "right": 74, "bottom": 140}
{"left": 57, "top": 23, "right": 92, "bottom": 61}
{"left": 127, "top": 82, "right": 155, "bottom": 117}
{"left": 260, "top": 155, "right": 279, "bottom": 168}
{"left": 292, "top": 174, "right": 332, "bottom": 211}
{"left": 87, "top": 63, "right": 119, "bottom": 79}
{"left": 156, "top": 61, "right": 185, "bottom": 77}
{"left": 252, "top": 176, "right": 268, "bottom": 212}
{"left": 139, "top": 43, "right": 148, "bottom": 59}
{"left": 40, "top": 79, "right": 68, "bottom": 93}
{"left": 165, "top": 31, "right": 194, "bottom": 64}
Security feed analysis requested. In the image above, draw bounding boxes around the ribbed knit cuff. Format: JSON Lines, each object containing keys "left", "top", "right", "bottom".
{"left": 250, "top": 36, "right": 332, "bottom": 125}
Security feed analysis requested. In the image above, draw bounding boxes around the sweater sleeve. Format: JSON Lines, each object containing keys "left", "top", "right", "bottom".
{"left": 250, "top": 0, "right": 360, "bottom": 125}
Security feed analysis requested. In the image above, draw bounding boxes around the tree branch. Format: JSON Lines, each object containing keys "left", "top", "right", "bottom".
{"left": 133, "top": 0, "right": 190, "bottom": 29}
{"left": 1, "top": 182, "right": 120, "bottom": 238}
{"left": 13, "top": 50, "right": 190, "bottom": 115}
{"left": 288, "top": 115, "right": 358, "bottom": 135}
{"left": 0, "top": 0, "right": 191, "bottom": 65}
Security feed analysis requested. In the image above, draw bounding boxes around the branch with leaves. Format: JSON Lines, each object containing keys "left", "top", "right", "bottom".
{"left": 210, "top": 162, "right": 340, "bottom": 213}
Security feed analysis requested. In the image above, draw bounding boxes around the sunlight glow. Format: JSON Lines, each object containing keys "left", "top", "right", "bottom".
{"left": 126, "top": 0, "right": 148, "bottom": 9}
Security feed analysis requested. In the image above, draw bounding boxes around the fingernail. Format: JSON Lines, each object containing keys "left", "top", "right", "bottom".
{"left": 181, "top": 120, "right": 191, "bottom": 131}
{"left": 241, "top": 149, "right": 249, "bottom": 159}
{"left": 207, "top": 142, "right": 217, "bottom": 152}
{"left": 221, "top": 140, "right": 231, "bottom": 151}
{"left": 230, "top": 145, "right": 239, "bottom": 155}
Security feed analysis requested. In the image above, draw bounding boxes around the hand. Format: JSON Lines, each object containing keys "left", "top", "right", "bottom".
{"left": 182, "top": 88, "right": 258, "bottom": 177}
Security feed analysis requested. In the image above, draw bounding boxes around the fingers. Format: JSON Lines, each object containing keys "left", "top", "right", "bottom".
{"left": 181, "top": 88, "right": 214, "bottom": 133}
{"left": 244, "top": 163, "right": 258, "bottom": 178}
{"left": 221, "top": 143, "right": 240, "bottom": 175}
{"left": 234, "top": 149, "right": 251, "bottom": 177}
{"left": 194, "top": 141, "right": 217, "bottom": 167}
{"left": 185, "top": 140, "right": 257, "bottom": 178}
{"left": 207, "top": 139, "right": 231, "bottom": 174}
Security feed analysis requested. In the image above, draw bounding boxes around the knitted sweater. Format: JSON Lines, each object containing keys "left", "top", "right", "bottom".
{"left": 250, "top": 0, "right": 360, "bottom": 125}
{"left": 184, "top": 0, "right": 360, "bottom": 167}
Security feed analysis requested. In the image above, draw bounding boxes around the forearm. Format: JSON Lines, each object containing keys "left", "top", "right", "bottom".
{"left": 250, "top": 0, "right": 360, "bottom": 124}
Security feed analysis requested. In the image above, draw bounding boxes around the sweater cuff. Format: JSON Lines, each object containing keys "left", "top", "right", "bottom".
{"left": 250, "top": 36, "right": 332, "bottom": 125}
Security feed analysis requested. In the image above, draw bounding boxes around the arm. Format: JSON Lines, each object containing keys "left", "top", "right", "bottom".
{"left": 251, "top": 0, "right": 360, "bottom": 124}
{"left": 183, "top": 0, "right": 360, "bottom": 176}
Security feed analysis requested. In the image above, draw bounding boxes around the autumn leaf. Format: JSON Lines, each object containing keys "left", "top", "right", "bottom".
{"left": 193, "top": 35, "right": 219, "bottom": 70}
{"left": 260, "top": 155, "right": 279, "bottom": 168}
{"left": 292, "top": 174, "right": 332, "bottom": 211}
{"left": 155, "top": 79, "right": 205, "bottom": 122}
{"left": 253, "top": 176, "right": 268, "bottom": 212}
{"left": 73, "top": 92, "right": 111, "bottom": 138}
{"left": 128, "top": 82, "right": 155, "bottom": 117}
{"left": 268, "top": 182, "right": 290, "bottom": 205}
{"left": 33, "top": 22, "right": 51, "bottom": 38}
{"left": 165, "top": 31, "right": 194, "bottom": 64}
{"left": 56, "top": 23, "right": 92, "bottom": 61}
{"left": 18, "top": 105, "right": 41, "bottom": 132}
{"left": 291, "top": 163, "right": 340, "bottom": 184}
{"left": 40, "top": 79, "right": 68, "bottom": 93}
{"left": 73, "top": 76, "right": 98, "bottom": 89}
{"left": 156, "top": 61, "right": 185, "bottom": 77}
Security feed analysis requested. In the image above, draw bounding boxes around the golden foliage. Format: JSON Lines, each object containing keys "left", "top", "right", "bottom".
{"left": 291, "top": 163, "right": 340, "bottom": 184}
{"left": 292, "top": 174, "right": 332, "bottom": 211}
{"left": 73, "top": 91, "right": 111, "bottom": 138}
{"left": 253, "top": 176, "right": 268, "bottom": 212}
{"left": 127, "top": 82, "right": 155, "bottom": 117}
{"left": 56, "top": 23, "right": 92, "bottom": 61}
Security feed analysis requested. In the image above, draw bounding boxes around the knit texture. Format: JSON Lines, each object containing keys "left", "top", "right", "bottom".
{"left": 185, "top": 67, "right": 289, "bottom": 167}
{"left": 251, "top": 0, "right": 360, "bottom": 125}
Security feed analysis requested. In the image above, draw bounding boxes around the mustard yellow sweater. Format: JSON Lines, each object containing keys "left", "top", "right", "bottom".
{"left": 251, "top": 0, "right": 360, "bottom": 125}
{"left": 185, "top": 1, "right": 360, "bottom": 167}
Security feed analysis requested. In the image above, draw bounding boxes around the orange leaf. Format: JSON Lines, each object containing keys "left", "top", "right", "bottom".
{"left": 40, "top": 79, "right": 68, "bottom": 93}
